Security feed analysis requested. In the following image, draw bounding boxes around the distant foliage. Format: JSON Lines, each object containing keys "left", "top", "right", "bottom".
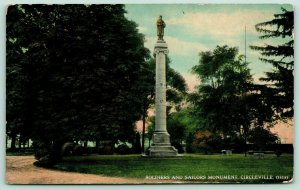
{"left": 247, "top": 127, "right": 279, "bottom": 148}
{"left": 115, "top": 144, "right": 132, "bottom": 155}
{"left": 191, "top": 130, "right": 223, "bottom": 154}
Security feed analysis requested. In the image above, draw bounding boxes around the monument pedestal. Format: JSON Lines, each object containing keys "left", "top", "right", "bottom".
{"left": 148, "top": 40, "right": 178, "bottom": 157}
{"left": 149, "top": 132, "right": 178, "bottom": 157}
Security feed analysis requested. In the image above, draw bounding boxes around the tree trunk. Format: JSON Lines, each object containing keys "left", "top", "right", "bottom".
{"left": 95, "top": 139, "right": 100, "bottom": 153}
{"left": 244, "top": 132, "right": 247, "bottom": 157}
{"left": 6, "top": 135, "right": 8, "bottom": 149}
{"left": 10, "top": 134, "right": 16, "bottom": 150}
{"left": 84, "top": 141, "right": 88, "bottom": 148}
{"left": 18, "top": 138, "right": 22, "bottom": 149}
{"left": 142, "top": 113, "right": 146, "bottom": 153}
{"left": 50, "top": 140, "right": 64, "bottom": 163}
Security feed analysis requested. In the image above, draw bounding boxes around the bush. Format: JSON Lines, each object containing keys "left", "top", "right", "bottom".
{"left": 73, "top": 145, "right": 86, "bottom": 155}
{"left": 34, "top": 148, "right": 49, "bottom": 160}
{"left": 275, "top": 150, "right": 282, "bottom": 157}
{"left": 86, "top": 147, "right": 98, "bottom": 154}
{"left": 32, "top": 141, "right": 49, "bottom": 160}
{"left": 34, "top": 141, "right": 64, "bottom": 167}
{"left": 171, "top": 142, "right": 184, "bottom": 154}
{"left": 115, "top": 144, "right": 132, "bottom": 155}
{"left": 195, "top": 145, "right": 213, "bottom": 154}
{"left": 145, "top": 147, "right": 150, "bottom": 155}
{"left": 186, "top": 132, "right": 196, "bottom": 153}
{"left": 186, "top": 144, "right": 196, "bottom": 153}
{"left": 98, "top": 145, "right": 114, "bottom": 155}
{"left": 61, "top": 142, "right": 74, "bottom": 156}
{"left": 33, "top": 155, "right": 54, "bottom": 168}
{"left": 132, "top": 133, "right": 142, "bottom": 154}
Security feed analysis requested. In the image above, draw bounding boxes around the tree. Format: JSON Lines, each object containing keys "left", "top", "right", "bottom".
{"left": 190, "top": 45, "right": 253, "bottom": 136}
{"left": 166, "top": 57, "right": 188, "bottom": 112}
{"left": 132, "top": 132, "right": 142, "bottom": 154}
{"left": 190, "top": 45, "right": 274, "bottom": 154}
{"left": 139, "top": 59, "right": 155, "bottom": 153}
{"left": 6, "top": 5, "right": 33, "bottom": 150}
{"left": 7, "top": 4, "right": 152, "bottom": 164}
{"left": 145, "top": 115, "right": 155, "bottom": 149}
{"left": 167, "top": 112, "right": 186, "bottom": 153}
{"left": 250, "top": 8, "right": 294, "bottom": 119}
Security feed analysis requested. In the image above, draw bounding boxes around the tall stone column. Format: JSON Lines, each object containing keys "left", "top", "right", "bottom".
{"left": 149, "top": 40, "right": 178, "bottom": 157}
{"left": 154, "top": 42, "right": 168, "bottom": 133}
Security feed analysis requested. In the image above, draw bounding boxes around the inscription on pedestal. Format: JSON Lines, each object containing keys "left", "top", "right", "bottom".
{"left": 153, "top": 133, "right": 170, "bottom": 144}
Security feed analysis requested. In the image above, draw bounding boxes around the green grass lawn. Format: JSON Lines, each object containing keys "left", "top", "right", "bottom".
{"left": 54, "top": 154, "right": 293, "bottom": 183}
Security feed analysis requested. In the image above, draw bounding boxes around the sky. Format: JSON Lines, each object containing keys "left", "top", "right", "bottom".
{"left": 126, "top": 4, "right": 294, "bottom": 143}
{"left": 125, "top": 4, "right": 293, "bottom": 91}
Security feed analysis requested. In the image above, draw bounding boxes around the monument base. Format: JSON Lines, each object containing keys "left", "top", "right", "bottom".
{"left": 149, "top": 132, "right": 178, "bottom": 157}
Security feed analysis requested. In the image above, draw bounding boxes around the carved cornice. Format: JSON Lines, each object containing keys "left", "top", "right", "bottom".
{"left": 154, "top": 48, "right": 169, "bottom": 55}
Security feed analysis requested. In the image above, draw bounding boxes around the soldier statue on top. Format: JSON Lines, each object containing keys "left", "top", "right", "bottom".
{"left": 156, "top": 15, "right": 166, "bottom": 41}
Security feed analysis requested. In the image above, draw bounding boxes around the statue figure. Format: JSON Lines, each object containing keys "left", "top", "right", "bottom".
{"left": 156, "top": 15, "right": 166, "bottom": 41}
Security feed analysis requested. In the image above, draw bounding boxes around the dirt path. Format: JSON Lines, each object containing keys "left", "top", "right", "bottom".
{"left": 6, "top": 156, "right": 176, "bottom": 184}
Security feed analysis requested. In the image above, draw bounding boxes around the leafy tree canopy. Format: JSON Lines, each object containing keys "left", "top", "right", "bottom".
{"left": 190, "top": 45, "right": 254, "bottom": 135}
{"left": 7, "top": 5, "right": 152, "bottom": 150}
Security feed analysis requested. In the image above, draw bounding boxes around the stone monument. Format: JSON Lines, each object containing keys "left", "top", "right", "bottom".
{"left": 149, "top": 15, "right": 178, "bottom": 157}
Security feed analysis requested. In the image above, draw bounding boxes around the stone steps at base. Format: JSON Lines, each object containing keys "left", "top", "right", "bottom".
{"left": 149, "top": 146, "right": 178, "bottom": 157}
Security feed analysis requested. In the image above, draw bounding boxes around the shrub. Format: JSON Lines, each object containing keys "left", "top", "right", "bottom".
{"left": 132, "top": 133, "right": 142, "bottom": 154}
{"left": 186, "top": 144, "right": 196, "bottom": 153}
{"left": 145, "top": 147, "right": 150, "bottom": 155}
{"left": 98, "top": 144, "right": 114, "bottom": 155}
{"left": 61, "top": 142, "right": 74, "bottom": 156}
{"left": 115, "top": 144, "right": 132, "bottom": 155}
{"left": 33, "top": 155, "right": 53, "bottom": 168}
{"left": 34, "top": 148, "right": 49, "bottom": 160}
{"left": 73, "top": 145, "right": 85, "bottom": 155}
{"left": 171, "top": 142, "right": 184, "bottom": 154}
{"left": 275, "top": 150, "right": 282, "bottom": 157}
